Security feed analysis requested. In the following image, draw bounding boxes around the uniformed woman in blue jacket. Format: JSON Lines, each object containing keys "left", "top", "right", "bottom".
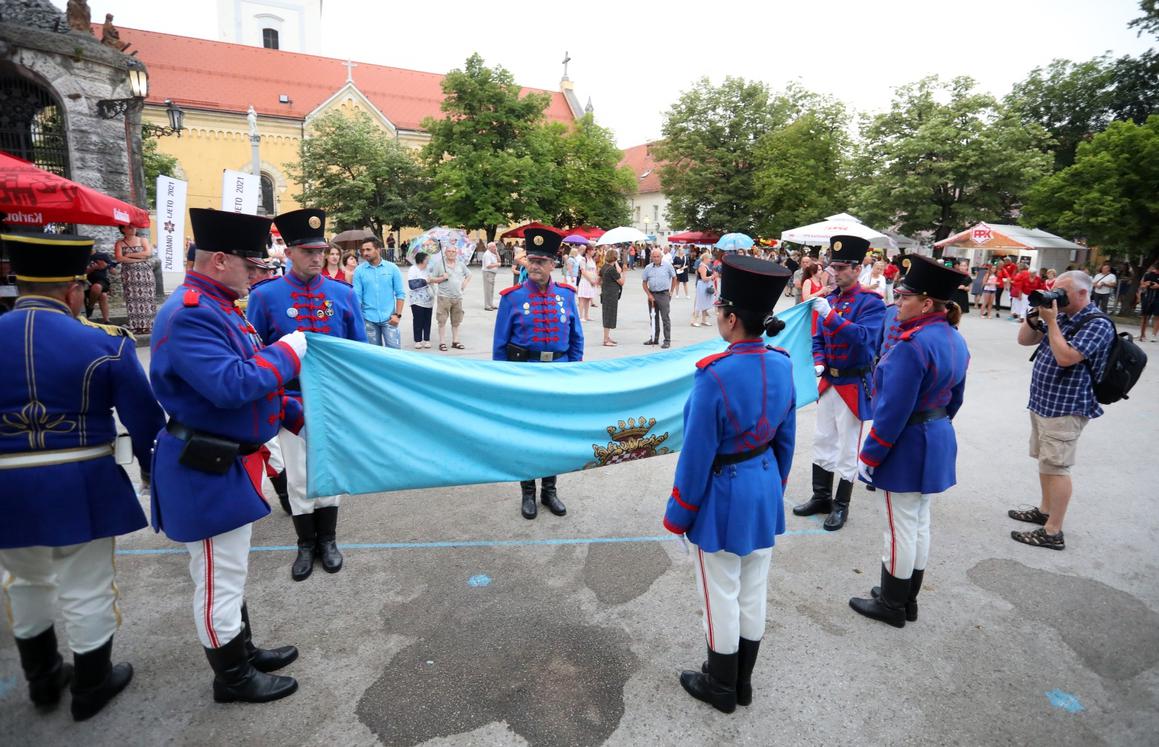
{"left": 851, "top": 255, "right": 970, "bottom": 628}
{"left": 663, "top": 255, "right": 795, "bottom": 713}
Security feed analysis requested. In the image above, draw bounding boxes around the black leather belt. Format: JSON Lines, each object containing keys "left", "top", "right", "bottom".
{"left": 908, "top": 407, "right": 948, "bottom": 425}
{"left": 826, "top": 365, "right": 872, "bottom": 378}
{"left": 506, "top": 344, "right": 565, "bottom": 362}
{"left": 166, "top": 419, "right": 262, "bottom": 455}
{"left": 713, "top": 443, "right": 771, "bottom": 472}
{"left": 650, "top": 289, "right": 670, "bottom": 294}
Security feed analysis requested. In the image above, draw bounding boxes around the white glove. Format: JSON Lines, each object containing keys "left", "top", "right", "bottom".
{"left": 858, "top": 461, "right": 874, "bottom": 484}
{"left": 280, "top": 330, "right": 308, "bottom": 360}
{"left": 814, "top": 364, "right": 825, "bottom": 377}
{"left": 812, "top": 296, "right": 832, "bottom": 317}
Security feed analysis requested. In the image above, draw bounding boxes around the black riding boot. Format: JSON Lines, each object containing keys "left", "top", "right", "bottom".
{"left": 539, "top": 475, "right": 566, "bottom": 516}
{"left": 291, "top": 513, "right": 316, "bottom": 582}
{"left": 823, "top": 478, "right": 854, "bottom": 531}
{"left": 70, "top": 637, "right": 132, "bottom": 721}
{"left": 314, "top": 506, "right": 344, "bottom": 573}
{"left": 15, "top": 626, "right": 71, "bottom": 708}
{"left": 700, "top": 637, "right": 760, "bottom": 706}
{"left": 204, "top": 631, "right": 298, "bottom": 703}
{"left": 520, "top": 480, "right": 537, "bottom": 520}
{"left": 270, "top": 470, "right": 291, "bottom": 516}
{"left": 793, "top": 464, "right": 834, "bottom": 516}
{"left": 241, "top": 603, "right": 298, "bottom": 673}
{"left": 849, "top": 564, "right": 910, "bottom": 628}
{"left": 680, "top": 647, "right": 738, "bottom": 714}
{"left": 873, "top": 567, "right": 923, "bottom": 622}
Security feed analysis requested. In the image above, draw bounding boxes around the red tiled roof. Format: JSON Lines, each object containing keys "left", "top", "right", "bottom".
{"left": 619, "top": 142, "right": 662, "bottom": 194}
{"left": 111, "top": 27, "right": 577, "bottom": 131}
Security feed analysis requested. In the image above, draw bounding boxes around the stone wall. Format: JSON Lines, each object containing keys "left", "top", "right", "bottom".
{"left": 0, "top": 12, "right": 146, "bottom": 253}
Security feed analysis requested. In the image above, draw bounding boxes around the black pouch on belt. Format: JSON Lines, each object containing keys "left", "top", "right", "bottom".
{"left": 506, "top": 343, "right": 530, "bottom": 362}
{"left": 178, "top": 433, "right": 241, "bottom": 475}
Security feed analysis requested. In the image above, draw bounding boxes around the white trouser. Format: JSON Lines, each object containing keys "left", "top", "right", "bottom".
{"left": 1011, "top": 296, "right": 1026, "bottom": 317}
{"left": 0, "top": 538, "right": 119, "bottom": 653}
{"left": 279, "top": 427, "right": 343, "bottom": 515}
{"left": 265, "top": 435, "right": 284, "bottom": 473}
{"left": 881, "top": 491, "right": 932, "bottom": 580}
{"left": 812, "top": 387, "right": 869, "bottom": 481}
{"left": 693, "top": 545, "right": 773, "bottom": 654}
{"left": 185, "top": 523, "right": 251, "bottom": 649}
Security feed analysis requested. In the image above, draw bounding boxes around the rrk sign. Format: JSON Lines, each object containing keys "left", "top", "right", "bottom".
{"left": 971, "top": 226, "right": 993, "bottom": 244}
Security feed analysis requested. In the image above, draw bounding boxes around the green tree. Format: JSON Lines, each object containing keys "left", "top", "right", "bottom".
{"left": 851, "top": 76, "right": 1052, "bottom": 242}
{"left": 1006, "top": 57, "right": 1117, "bottom": 169}
{"left": 1022, "top": 115, "right": 1159, "bottom": 263}
{"left": 422, "top": 54, "right": 552, "bottom": 241}
{"left": 532, "top": 115, "right": 635, "bottom": 228}
{"left": 288, "top": 109, "right": 426, "bottom": 239}
{"left": 751, "top": 105, "right": 851, "bottom": 237}
{"left": 1006, "top": 53, "right": 1158, "bottom": 169}
{"left": 1129, "top": 0, "right": 1158, "bottom": 37}
{"left": 142, "top": 134, "right": 179, "bottom": 205}
{"left": 653, "top": 77, "right": 792, "bottom": 234}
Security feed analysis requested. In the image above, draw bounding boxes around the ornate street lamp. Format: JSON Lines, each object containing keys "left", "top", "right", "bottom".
{"left": 142, "top": 100, "right": 185, "bottom": 138}
{"left": 96, "top": 61, "right": 184, "bottom": 137}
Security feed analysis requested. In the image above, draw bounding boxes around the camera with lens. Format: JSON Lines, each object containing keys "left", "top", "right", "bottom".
{"left": 1028, "top": 288, "right": 1069, "bottom": 308}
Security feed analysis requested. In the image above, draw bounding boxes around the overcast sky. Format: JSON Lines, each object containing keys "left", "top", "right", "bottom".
{"left": 61, "top": 1, "right": 1154, "bottom": 147}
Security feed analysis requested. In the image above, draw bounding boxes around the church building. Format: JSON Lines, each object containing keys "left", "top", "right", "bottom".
{"left": 127, "top": 0, "right": 589, "bottom": 221}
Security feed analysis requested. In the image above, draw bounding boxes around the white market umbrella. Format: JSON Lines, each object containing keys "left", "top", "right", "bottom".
{"left": 596, "top": 226, "right": 648, "bottom": 245}
{"left": 781, "top": 214, "right": 897, "bottom": 251}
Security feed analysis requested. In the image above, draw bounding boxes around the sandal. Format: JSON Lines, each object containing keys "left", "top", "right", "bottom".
{"left": 439, "top": 344, "right": 448, "bottom": 351}
{"left": 451, "top": 342, "right": 465, "bottom": 349}
{"left": 1008, "top": 506, "right": 1048, "bottom": 525}
{"left": 1011, "top": 527, "right": 1065, "bottom": 550}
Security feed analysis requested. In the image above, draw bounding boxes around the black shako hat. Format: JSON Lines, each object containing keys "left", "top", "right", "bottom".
{"left": 274, "top": 209, "right": 330, "bottom": 250}
{"left": 524, "top": 227, "right": 564, "bottom": 258}
{"left": 828, "top": 234, "right": 871, "bottom": 264}
{"left": 189, "top": 209, "right": 272, "bottom": 264}
{"left": 3, "top": 232, "right": 93, "bottom": 283}
{"left": 895, "top": 254, "right": 970, "bottom": 301}
{"left": 717, "top": 254, "right": 791, "bottom": 313}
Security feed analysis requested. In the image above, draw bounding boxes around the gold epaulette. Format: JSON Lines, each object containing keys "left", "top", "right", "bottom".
{"left": 79, "top": 316, "right": 136, "bottom": 340}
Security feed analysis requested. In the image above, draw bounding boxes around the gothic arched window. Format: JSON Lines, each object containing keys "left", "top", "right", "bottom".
{"left": 260, "top": 172, "right": 276, "bottom": 215}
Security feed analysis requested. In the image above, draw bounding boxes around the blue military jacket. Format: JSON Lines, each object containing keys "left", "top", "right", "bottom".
{"left": 149, "top": 272, "right": 302, "bottom": 542}
{"left": 0, "top": 296, "right": 166, "bottom": 548}
{"left": 492, "top": 279, "right": 584, "bottom": 362}
{"left": 812, "top": 285, "right": 886, "bottom": 420}
{"left": 247, "top": 271, "right": 366, "bottom": 395}
{"left": 878, "top": 303, "right": 901, "bottom": 358}
{"left": 663, "top": 340, "right": 796, "bottom": 555}
{"left": 859, "top": 313, "right": 969, "bottom": 494}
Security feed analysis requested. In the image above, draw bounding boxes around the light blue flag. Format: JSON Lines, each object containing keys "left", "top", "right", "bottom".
{"left": 301, "top": 300, "right": 819, "bottom": 498}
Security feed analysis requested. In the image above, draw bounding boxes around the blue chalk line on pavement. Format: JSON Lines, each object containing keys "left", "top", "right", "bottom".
{"left": 114, "top": 528, "right": 829, "bottom": 556}
{"left": 1045, "top": 689, "right": 1084, "bottom": 713}
{"left": 467, "top": 574, "right": 492, "bottom": 587}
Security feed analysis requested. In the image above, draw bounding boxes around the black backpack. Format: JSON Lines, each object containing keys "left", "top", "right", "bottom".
{"left": 1068, "top": 312, "right": 1148, "bottom": 404}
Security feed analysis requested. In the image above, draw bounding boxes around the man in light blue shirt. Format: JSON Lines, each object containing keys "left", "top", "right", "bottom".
{"left": 353, "top": 237, "right": 406, "bottom": 348}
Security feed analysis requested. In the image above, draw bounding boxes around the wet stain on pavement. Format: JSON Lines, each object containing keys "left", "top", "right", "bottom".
{"left": 583, "top": 541, "right": 671, "bottom": 606}
{"left": 969, "top": 558, "right": 1159, "bottom": 680}
{"left": 358, "top": 550, "right": 639, "bottom": 746}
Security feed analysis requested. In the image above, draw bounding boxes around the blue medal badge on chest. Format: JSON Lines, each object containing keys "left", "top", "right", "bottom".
{"left": 523, "top": 302, "right": 530, "bottom": 315}
{"left": 286, "top": 307, "right": 299, "bottom": 318}
{"left": 324, "top": 300, "right": 334, "bottom": 317}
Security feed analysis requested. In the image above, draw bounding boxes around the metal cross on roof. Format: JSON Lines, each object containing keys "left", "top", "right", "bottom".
{"left": 343, "top": 59, "right": 357, "bottom": 83}
{"left": 562, "top": 51, "right": 571, "bottom": 79}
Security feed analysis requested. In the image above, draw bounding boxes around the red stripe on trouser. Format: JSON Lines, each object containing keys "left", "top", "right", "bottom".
{"left": 885, "top": 492, "right": 896, "bottom": 575}
{"left": 697, "top": 548, "right": 715, "bottom": 651}
{"left": 203, "top": 538, "right": 219, "bottom": 648}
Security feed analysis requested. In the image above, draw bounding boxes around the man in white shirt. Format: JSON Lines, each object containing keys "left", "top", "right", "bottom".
{"left": 857, "top": 254, "right": 876, "bottom": 286}
{"left": 482, "top": 242, "right": 501, "bottom": 310}
{"left": 1092, "top": 263, "right": 1117, "bottom": 313}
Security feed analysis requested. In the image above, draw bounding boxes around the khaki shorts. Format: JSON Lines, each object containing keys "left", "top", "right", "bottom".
{"left": 1029, "top": 412, "right": 1088, "bottom": 475}
{"left": 436, "top": 296, "right": 464, "bottom": 326}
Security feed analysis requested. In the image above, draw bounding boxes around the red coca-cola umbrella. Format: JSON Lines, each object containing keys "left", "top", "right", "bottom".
{"left": 499, "top": 221, "right": 558, "bottom": 240}
{"left": 563, "top": 225, "right": 605, "bottom": 241}
{"left": 667, "top": 230, "right": 720, "bottom": 244}
{"left": 0, "top": 152, "right": 150, "bottom": 228}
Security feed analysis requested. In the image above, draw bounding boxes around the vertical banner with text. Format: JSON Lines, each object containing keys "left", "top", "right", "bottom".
{"left": 221, "top": 169, "right": 260, "bottom": 215}
{"left": 155, "top": 175, "right": 187, "bottom": 273}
